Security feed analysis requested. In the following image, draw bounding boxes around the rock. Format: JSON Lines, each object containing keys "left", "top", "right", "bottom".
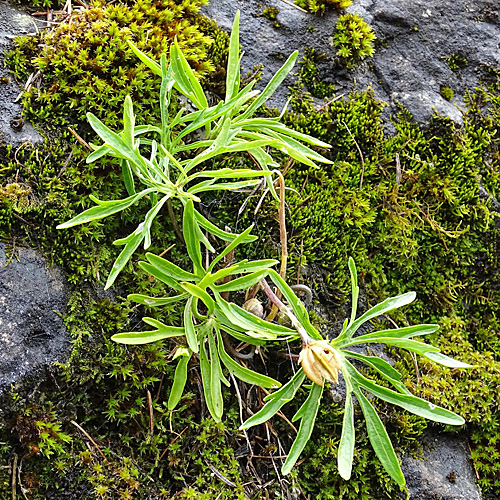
{"left": 0, "top": 1, "right": 43, "bottom": 147}
{"left": 0, "top": 242, "right": 70, "bottom": 393}
{"left": 402, "top": 430, "right": 482, "bottom": 500}
{"left": 202, "top": 0, "right": 500, "bottom": 124}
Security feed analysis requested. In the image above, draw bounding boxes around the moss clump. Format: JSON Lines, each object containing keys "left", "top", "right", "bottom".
{"left": 333, "top": 13, "right": 376, "bottom": 69}
{"left": 262, "top": 6, "right": 281, "bottom": 28}
{"left": 295, "top": 0, "right": 352, "bottom": 14}
{"left": 6, "top": 0, "right": 215, "bottom": 129}
{"left": 440, "top": 85, "right": 454, "bottom": 101}
{"left": 293, "top": 47, "right": 336, "bottom": 100}
{"left": 442, "top": 53, "right": 468, "bottom": 72}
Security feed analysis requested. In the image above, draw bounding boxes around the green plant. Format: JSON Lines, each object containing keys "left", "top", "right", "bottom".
{"left": 295, "top": 0, "right": 352, "bottom": 14}
{"left": 440, "top": 85, "right": 455, "bottom": 101}
{"left": 57, "top": 11, "right": 331, "bottom": 289}
{"left": 262, "top": 6, "right": 281, "bottom": 28}
{"left": 333, "top": 13, "right": 376, "bottom": 69}
{"left": 57, "top": 10, "right": 472, "bottom": 489}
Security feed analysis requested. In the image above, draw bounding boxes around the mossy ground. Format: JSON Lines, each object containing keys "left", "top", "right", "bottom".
{"left": 1, "top": 2, "right": 500, "bottom": 499}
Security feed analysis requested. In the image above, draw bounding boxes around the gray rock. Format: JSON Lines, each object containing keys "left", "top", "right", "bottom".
{"left": 403, "top": 430, "right": 482, "bottom": 500}
{"left": 202, "top": 0, "right": 500, "bottom": 124}
{"left": 0, "top": 242, "right": 70, "bottom": 393}
{"left": 0, "top": 1, "right": 43, "bottom": 146}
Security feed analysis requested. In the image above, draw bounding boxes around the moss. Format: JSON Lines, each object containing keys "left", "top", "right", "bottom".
{"left": 333, "top": 13, "right": 376, "bottom": 69}
{"left": 442, "top": 53, "right": 468, "bottom": 72}
{"left": 295, "top": 0, "right": 352, "bottom": 14}
{"left": 5, "top": 0, "right": 215, "bottom": 130}
{"left": 262, "top": 7, "right": 281, "bottom": 28}
{"left": 291, "top": 47, "right": 335, "bottom": 100}
{"left": 440, "top": 85, "right": 455, "bottom": 101}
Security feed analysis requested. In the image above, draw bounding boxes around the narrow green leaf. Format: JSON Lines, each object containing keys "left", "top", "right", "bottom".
{"left": 168, "top": 353, "right": 191, "bottom": 410}
{"left": 145, "top": 253, "right": 197, "bottom": 281}
{"left": 87, "top": 112, "right": 138, "bottom": 162}
{"left": 188, "top": 179, "right": 261, "bottom": 195}
{"left": 225, "top": 10, "right": 241, "bottom": 102}
{"left": 105, "top": 229, "right": 144, "bottom": 290}
{"left": 229, "top": 259, "right": 279, "bottom": 274}
{"left": 112, "top": 318, "right": 184, "bottom": 344}
{"left": 338, "top": 391, "right": 355, "bottom": 480}
{"left": 216, "top": 328, "right": 280, "bottom": 388}
{"left": 221, "top": 326, "right": 268, "bottom": 346}
{"left": 189, "top": 167, "right": 272, "bottom": 181}
{"left": 179, "top": 282, "right": 215, "bottom": 315}
{"left": 423, "top": 351, "right": 474, "bottom": 368}
{"left": 170, "top": 39, "right": 208, "bottom": 109}
{"left": 87, "top": 144, "right": 112, "bottom": 163}
{"left": 194, "top": 210, "right": 257, "bottom": 243}
{"left": 343, "top": 351, "right": 411, "bottom": 395}
{"left": 208, "top": 333, "right": 224, "bottom": 419}
{"left": 183, "top": 200, "right": 204, "bottom": 275}
{"left": 345, "top": 337, "right": 440, "bottom": 356}
{"left": 267, "top": 269, "right": 322, "bottom": 340}
{"left": 184, "top": 297, "right": 198, "bottom": 353}
{"left": 338, "top": 324, "right": 439, "bottom": 347}
{"left": 338, "top": 292, "right": 417, "bottom": 341}
{"left": 56, "top": 188, "right": 155, "bottom": 229}
{"left": 120, "top": 159, "right": 136, "bottom": 196}
{"left": 199, "top": 335, "right": 222, "bottom": 422}
{"left": 214, "top": 291, "right": 297, "bottom": 337}
{"left": 344, "top": 361, "right": 465, "bottom": 425}
{"left": 348, "top": 257, "right": 359, "bottom": 326}
{"left": 208, "top": 225, "right": 255, "bottom": 271}
{"left": 355, "top": 389, "right": 405, "bottom": 486}
{"left": 240, "top": 370, "right": 306, "bottom": 430}
{"left": 127, "top": 292, "right": 188, "bottom": 307}
{"left": 212, "top": 270, "right": 268, "bottom": 292}
{"left": 282, "top": 383, "right": 323, "bottom": 475}
{"left": 239, "top": 51, "right": 298, "bottom": 119}
{"left": 127, "top": 40, "right": 161, "bottom": 76}
{"left": 138, "top": 261, "right": 184, "bottom": 291}
{"left": 122, "top": 95, "right": 135, "bottom": 147}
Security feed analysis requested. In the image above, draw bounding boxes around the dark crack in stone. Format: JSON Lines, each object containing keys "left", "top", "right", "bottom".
{"left": 0, "top": 242, "right": 70, "bottom": 392}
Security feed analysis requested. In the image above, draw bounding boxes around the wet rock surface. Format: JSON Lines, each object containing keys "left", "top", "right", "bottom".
{"left": 0, "top": 242, "right": 70, "bottom": 393}
{"left": 0, "top": 0, "right": 42, "bottom": 146}
{"left": 203, "top": 0, "right": 500, "bottom": 124}
{"left": 402, "top": 430, "right": 482, "bottom": 500}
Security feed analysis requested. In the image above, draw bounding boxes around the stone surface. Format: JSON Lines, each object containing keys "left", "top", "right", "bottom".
{"left": 0, "top": 242, "right": 70, "bottom": 392}
{"left": 202, "top": 0, "right": 500, "bottom": 124}
{"left": 0, "top": 0, "right": 42, "bottom": 146}
{"left": 402, "top": 430, "right": 482, "bottom": 500}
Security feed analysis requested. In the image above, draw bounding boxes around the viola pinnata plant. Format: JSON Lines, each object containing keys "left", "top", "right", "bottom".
{"left": 58, "top": 10, "right": 472, "bottom": 486}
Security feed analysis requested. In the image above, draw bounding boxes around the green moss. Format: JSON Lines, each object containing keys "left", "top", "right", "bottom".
{"left": 295, "top": 0, "right": 352, "bottom": 14}
{"left": 333, "top": 13, "right": 376, "bottom": 69}
{"left": 291, "top": 47, "right": 335, "bottom": 100}
{"left": 440, "top": 85, "right": 454, "bottom": 101}
{"left": 442, "top": 53, "right": 468, "bottom": 72}
{"left": 6, "top": 0, "right": 215, "bottom": 130}
{"left": 262, "top": 7, "right": 281, "bottom": 28}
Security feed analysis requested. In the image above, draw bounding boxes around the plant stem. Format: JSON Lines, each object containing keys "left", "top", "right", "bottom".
{"left": 167, "top": 199, "right": 184, "bottom": 243}
{"left": 260, "top": 278, "right": 311, "bottom": 345}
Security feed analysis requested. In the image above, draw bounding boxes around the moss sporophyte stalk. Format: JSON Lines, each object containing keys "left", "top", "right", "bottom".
{"left": 57, "top": 10, "right": 473, "bottom": 486}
